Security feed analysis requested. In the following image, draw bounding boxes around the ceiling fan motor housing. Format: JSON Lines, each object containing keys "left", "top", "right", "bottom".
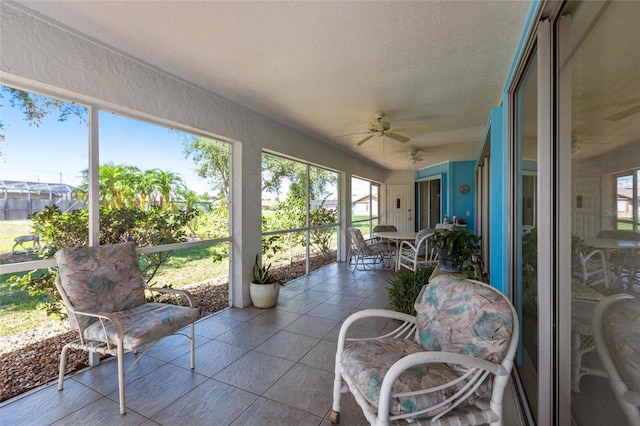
{"left": 370, "top": 121, "right": 391, "bottom": 132}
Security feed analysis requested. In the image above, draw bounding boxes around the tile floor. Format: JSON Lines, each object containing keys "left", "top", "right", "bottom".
{"left": 0, "top": 262, "right": 523, "bottom": 425}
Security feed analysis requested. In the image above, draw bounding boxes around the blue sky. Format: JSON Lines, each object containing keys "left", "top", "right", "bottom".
{"left": 0, "top": 92, "right": 374, "bottom": 199}
{"left": 0, "top": 102, "right": 211, "bottom": 194}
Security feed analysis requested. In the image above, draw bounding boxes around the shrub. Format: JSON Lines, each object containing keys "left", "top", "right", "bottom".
{"left": 10, "top": 205, "right": 196, "bottom": 318}
{"left": 388, "top": 266, "right": 435, "bottom": 315}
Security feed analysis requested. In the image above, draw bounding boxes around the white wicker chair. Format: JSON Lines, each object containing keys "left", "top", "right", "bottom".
{"left": 592, "top": 293, "right": 640, "bottom": 425}
{"left": 396, "top": 228, "right": 438, "bottom": 272}
{"left": 579, "top": 249, "right": 611, "bottom": 288}
{"left": 55, "top": 242, "right": 200, "bottom": 414}
{"left": 331, "top": 275, "right": 519, "bottom": 426}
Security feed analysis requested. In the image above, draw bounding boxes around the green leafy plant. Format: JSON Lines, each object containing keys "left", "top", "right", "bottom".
{"left": 388, "top": 266, "right": 435, "bottom": 315}
{"left": 428, "top": 228, "right": 481, "bottom": 278}
{"left": 252, "top": 254, "right": 278, "bottom": 285}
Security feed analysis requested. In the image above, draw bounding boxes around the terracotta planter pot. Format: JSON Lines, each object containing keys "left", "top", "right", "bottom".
{"left": 250, "top": 282, "right": 280, "bottom": 308}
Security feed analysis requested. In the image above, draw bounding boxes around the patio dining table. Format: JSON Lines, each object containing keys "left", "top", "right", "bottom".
{"left": 373, "top": 231, "right": 418, "bottom": 243}
{"left": 584, "top": 237, "right": 640, "bottom": 289}
{"left": 584, "top": 237, "right": 640, "bottom": 264}
{"left": 584, "top": 238, "right": 640, "bottom": 251}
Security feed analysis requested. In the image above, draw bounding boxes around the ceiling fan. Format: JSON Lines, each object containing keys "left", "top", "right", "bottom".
{"left": 408, "top": 148, "right": 424, "bottom": 165}
{"left": 336, "top": 113, "right": 430, "bottom": 147}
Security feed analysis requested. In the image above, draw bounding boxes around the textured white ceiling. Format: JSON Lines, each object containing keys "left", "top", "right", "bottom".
{"left": 16, "top": 0, "right": 530, "bottom": 170}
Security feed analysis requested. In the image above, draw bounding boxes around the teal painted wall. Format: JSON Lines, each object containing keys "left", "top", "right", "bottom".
{"left": 489, "top": 107, "right": 507, "bottom": 294}
{"left": 416, "top": 161, "right": 476, "bottom": 233}
{"left": 450, "top": 161, "right": 476, "bottom": 230}
{"left": 487, "top": 0, "right": 540, "bottom": 296}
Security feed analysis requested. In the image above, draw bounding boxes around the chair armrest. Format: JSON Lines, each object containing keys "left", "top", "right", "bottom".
{"left": 336, "top": 309, "right": 417, "bottom": 354}
{"left": 386, "top": 351, "right": 505, "bottom": 377}
{"left": 68, "top": 309, "right": 125, "bottom": 342}
{"left": 398, "top": 240, "right": 416, "bottom": 252}
{"left": 145, "top": 286, "right": 195, "bottom": 307}
{"left": 377, "top": 351, "right": 506, "bottom": 423}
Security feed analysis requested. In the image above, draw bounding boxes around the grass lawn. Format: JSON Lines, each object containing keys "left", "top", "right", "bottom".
{"left": 151, "top": 244, "right": 229, "bottom": 288}
{"left": 0, "top": 220, "right": 34, "bottom": 254}
{"left": 0, "top": 270, "right": 54, "bottom": 336}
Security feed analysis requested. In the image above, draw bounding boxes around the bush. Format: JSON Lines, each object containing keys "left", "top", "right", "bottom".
{"left": 10, "top": 205, "right": 196, "bottom": 318}
{"left": 388, "top": 266, "right": 435, "bottom": 315}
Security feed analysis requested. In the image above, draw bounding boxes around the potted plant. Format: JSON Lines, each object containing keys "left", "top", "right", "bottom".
{"left": 428, "top": 228, "right": 481, "bottom": 278}
{"left": 249, "top": 254, "right": 281, "bottom": 308}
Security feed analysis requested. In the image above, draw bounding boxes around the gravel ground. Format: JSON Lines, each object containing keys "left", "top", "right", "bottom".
{"left": 0, "top": 252, "right": 335, "bottom": 402}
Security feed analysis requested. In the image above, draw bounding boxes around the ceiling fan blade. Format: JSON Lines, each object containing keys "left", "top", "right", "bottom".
{"left": 389, "top": 125, "right": 431, "bottom": 132}
{"left": 587, "top": 98, "right": 640, "bottom": 110}
{"left": 355, "top": 134, "right": 375, "bottom": 146}
{"left": 604, "top": 105, "right": 640, "bottom": 122}
{"left": 334, "top": 131, "right": 370, "bottom": 138}
{"left": 385, "top": 132, "right": 410, "bottom": 143}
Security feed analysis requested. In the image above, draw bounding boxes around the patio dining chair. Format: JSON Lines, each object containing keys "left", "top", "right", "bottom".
{"left": 617, "top": 253, "right": 640, "bottom": 292}
{"left": 347, "top": 227, "right": 390, "bottom": 271}
{"left": 373, "top": 224, "right": 399, "bottom": 251}
{"left": 396, "top": 228, "right": 438, "bottom": 272}
{"left": 55, "top": 242, "right": 200, "bottom": 414}
{"left": 331, "top": 274, "right": 519, "bottom": 425}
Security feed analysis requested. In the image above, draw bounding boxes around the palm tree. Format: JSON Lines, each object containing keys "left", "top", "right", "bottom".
{"left": 146, "top": 169, "right": 186, "bottom": 209}
{"left": 79, "top": 163, "right": 188, "bottom": 210}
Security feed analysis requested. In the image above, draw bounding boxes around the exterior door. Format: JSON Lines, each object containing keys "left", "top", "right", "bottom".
{"left": 386, "top": 184, "right": 414, "bottom": 232}
{"left": 429, "top": 179, "right": 441, "bottom": 228}
{"left": 419, "top": 178, "right": 442, "bottom": 229}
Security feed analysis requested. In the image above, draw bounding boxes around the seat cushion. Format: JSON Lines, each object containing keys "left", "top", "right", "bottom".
{"left": 84, "top": 303, "right": 200, "bottom": 350}
{"left": 341, "top": 338, "right": 472, "bottom": 418}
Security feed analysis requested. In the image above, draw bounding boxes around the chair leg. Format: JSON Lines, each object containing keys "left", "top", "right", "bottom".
{"left": 190, "top": 323, "right": 195, "bottom": 370}
{"left": 331, "top": 367, "right": 343, "bottom": 424}
{"left": 117, "top": 342, "right": 126, "bottom": 415}
{"left": 58, "top": 343, "right": 71, "bottom": 390}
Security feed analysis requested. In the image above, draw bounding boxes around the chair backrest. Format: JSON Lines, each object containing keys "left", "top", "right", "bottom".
{"left": 413, "top": 274, "right": 517, "bottom": 396}
{"left": 347, "top": 227, "right": 367, "bottom": 250}
{"left": 56, "top": 242, "right": 146, "bottom": 330}
{"left": 579, "top": 249, "right": 610, "bottom": 287}
{"left": 435, "top": 223, "right": 457, "bottom": 230}
{"left": 414, "top": 228, "right": 432, "bottom": 256}
{"left": 593, "top": 294, "right": 640, "bottom": 425}
{"left": 373, "top": 224, "right": 397, "bottom": 233}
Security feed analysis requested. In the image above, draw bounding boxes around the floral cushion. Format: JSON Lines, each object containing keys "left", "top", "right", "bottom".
{"left": 341, "top": 337, "right": 471, "bottom": 418}
{"left": 83, "top": 302, "right": 200, "bottom": 350}
{"left": 414, "top": 275, "right": 513, "bottom": 397}
{"left": 56, "top": 242, "right": 150, "bottom": 330}
{"left": 603, "top": 298, "right": 640, "bottom": 392}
